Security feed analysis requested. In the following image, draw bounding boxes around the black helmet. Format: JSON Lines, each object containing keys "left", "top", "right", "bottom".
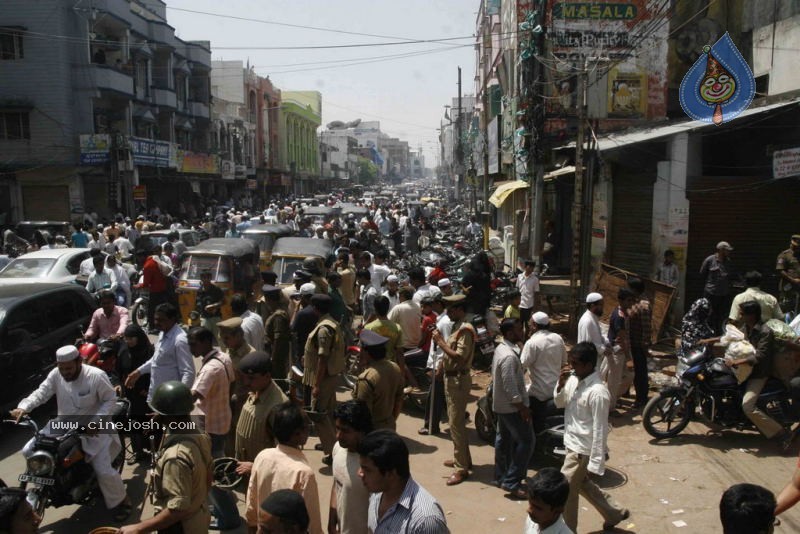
{"left": 148, "top": 381, "right": 194, "bottom": 416}
{"left": 302, "top": 256, "right": 322, "bottom": 276}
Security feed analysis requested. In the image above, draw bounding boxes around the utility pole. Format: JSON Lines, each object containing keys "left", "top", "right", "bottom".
{"left": 456, "top": 67, "right": 464, "bottom": 207}
{"left": 569, "top": 56, "right": 589, "bottom": 334}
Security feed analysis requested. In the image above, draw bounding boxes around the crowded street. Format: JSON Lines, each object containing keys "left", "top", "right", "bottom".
{"left": 4, "top": 1, "right": 800, "bottom": 534}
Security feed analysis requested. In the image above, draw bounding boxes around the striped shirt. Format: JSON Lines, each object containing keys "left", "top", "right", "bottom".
{"left": 235, "top": 381, "right": 288, "bottom": 462}
{"left": 491, "top": 339, "right": 527, "bottom": 414}
{"left": 192, "top": 349, "right": 234, "bottom": 435}
{"left": 367, "top": 477, "right": 449, "bottom": 534}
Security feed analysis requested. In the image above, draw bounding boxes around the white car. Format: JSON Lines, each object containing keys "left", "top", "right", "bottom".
{"left": 0, "top": 248, "right": 94, "bottom": 285}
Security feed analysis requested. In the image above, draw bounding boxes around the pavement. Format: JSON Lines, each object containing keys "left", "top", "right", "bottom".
{"left": 3, "top": 369, "right": 800, "bottom": 533}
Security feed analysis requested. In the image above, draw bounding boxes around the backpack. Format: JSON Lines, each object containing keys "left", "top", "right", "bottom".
{"left": 318, "top": 319, "right": 346, "bottom": 376}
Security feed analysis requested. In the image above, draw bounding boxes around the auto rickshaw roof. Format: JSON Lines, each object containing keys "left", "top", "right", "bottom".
{"left": 242, "top": 224, "right": 294, "bottom": 236}
{"left": 185, "top": 238, "right": 258, "bottom": 257}
{"left": 271, "top": 237, "right": 332, "bottom": 258}
{"left": 302, "top": 206, "right": 339, "bottom": 216}
{"left": 338, "top": 203, "right": 369, "bottom": 216}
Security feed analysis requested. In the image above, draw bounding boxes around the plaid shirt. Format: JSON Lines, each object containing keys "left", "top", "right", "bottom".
{"left": 628, "top": 297, "right": 652, "bottom": 349}
{"left": 192, "top": 349, "right": 234, "bottom": 435}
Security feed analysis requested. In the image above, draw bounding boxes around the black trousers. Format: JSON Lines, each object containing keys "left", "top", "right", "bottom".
{"left": 148, "top": 290, "right": 168, "bottom": 329}
{"left": 704, "top": 292, "right": 732, "bottom": 336}
{"left": 631, "top": 346, "right": 649, "bottom": 405}
{"left": 529, "top": 397, "right": 556, "bottom": 436}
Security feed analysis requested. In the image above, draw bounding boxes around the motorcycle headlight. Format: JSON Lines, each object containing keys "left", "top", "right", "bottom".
{"left": 26, "top": 451, "right": 55, "bottom": 476}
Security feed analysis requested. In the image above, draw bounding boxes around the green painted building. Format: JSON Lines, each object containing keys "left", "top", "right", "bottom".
{"left": 280, "top": 91, "right": 321, "bottom": 194}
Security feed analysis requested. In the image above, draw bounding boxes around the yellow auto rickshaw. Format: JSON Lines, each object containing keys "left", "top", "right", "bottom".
{"left": 270, "top": 237, "right": 333, "bottom": 287}
{"left": 241, "top": 224, "right": 295, "bottom": 274}
{"left": 176, "top": 238, "right": 259, "bottom": 324}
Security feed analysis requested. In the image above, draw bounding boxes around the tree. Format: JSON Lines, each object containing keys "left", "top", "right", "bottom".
{"left": 356, "top": 156, "right": 378, "bottom": 185}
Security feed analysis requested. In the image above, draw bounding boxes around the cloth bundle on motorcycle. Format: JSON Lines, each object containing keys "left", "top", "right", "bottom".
{"left": 764, "top": 319, "right": 800, "bottom": 386}
{"left": 720, "top": 325, "right": 754, "bottom": 384}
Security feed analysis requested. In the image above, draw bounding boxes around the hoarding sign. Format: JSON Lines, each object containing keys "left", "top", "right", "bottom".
{"left": 79, "top": 134, "right": 111, "bottom": 165}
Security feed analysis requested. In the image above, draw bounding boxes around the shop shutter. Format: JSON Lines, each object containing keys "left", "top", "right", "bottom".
{"left": 686, "top": 176, "right": 800, "bottom": 301}
{"left": 21, "top": 186, "right": 70, "bottom": 221}
{"left": 609, "top": 174, "right": 654, "bottom": 276}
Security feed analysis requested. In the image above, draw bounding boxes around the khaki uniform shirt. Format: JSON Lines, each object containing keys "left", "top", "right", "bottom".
{"left": 777, "top": 248, "right": 800, "bottom": 293}
{"left": 235, "top": 381, "right": 289, "bottom": 462}
{"left": 227, "top": 342, "right": 256, "bottom": 401}
{"left": 153, "top": 432, "right": 212, "bottom": 532}
{"left": 302, "top": 315, "right": 336, "bottom": 387}
{"left": 443, "top": 321, "right": 475, "bottom": 373}
{"left": 353, "top": 359, "right": 404, "bottom": 430}
{"left": 264, "top": 309, "right": 291, "bottom": 349}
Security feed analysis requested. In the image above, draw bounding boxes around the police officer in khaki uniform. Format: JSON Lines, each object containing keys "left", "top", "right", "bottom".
{"left": 262, "top": 285, "right": 292, "bottom": 381}
{"left": 119, "top": 381, "right": 212, "bottom": 534}
{"left": 431, "top": 294, "right": 476, "bottom": 486}
{"left": 777, "top": 234, "right": 800, "bottom": 314}
{"left": 353, "top": 330, "right": 404, "bottom": 431}
{"left": 218, "top": 316, "right": 255, "bottom": 458}
{"left": 302, "top": 294, "right": 343, "bottom": 465}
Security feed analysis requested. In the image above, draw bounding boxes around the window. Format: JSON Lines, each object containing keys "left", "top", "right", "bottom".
{"left": 0, "top": 112, "right": 30, "bottom": 140}
{"left": 0, "top": 29, "right": 23, "bottom": 59}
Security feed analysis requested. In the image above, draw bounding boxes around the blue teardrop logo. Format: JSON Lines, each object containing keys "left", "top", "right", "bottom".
{"left": 679, "top": 32, "right": 754, "bottom": 125}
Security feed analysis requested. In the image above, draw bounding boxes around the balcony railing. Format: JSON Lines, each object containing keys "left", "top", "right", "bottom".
{"left": 188, "top": 100, "right": 210, "bottom": 119}
{"left": 89, "top": 65, "right": 134, "bottom": 97}
{"left": 152, "top": 87, "right": 177, "bottom": 109}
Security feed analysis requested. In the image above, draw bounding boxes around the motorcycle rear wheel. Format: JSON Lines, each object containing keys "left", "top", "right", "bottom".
{"left": 474, "top": 408, "right": 495, "bottom": 445}
{"left": 643, "top": 390, "right": 693, "bottom": 439}
{"left": 131, "top": 299, "right": 149, "bottom": 330}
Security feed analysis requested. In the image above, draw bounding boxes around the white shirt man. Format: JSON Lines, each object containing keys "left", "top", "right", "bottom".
{"left": 412, "top": 282, "right": 441, "bottom": 306}
{"left": 369, "top": 261, "right": 391, "bottom": 291}
{"left": 521, "top": 313, "right": 568, "bottom": 403}
{"left": 15, "top": 347, "right": 127, "bottom": 511}
{"left": 554, "top": 343, "right": 627, "bottom": 532}
{"left": 517, "top": 267, "right": 541, "bottom": 311}
{"left": 577, "top": 293, "right": 608, "bottom": 357}
{"left": 241, "top": 309, "right": 266, "bottom": 351}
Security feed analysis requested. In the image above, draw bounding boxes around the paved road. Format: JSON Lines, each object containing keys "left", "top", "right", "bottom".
{"left": 2, "top": 370, "right": 800, "bottom": 533}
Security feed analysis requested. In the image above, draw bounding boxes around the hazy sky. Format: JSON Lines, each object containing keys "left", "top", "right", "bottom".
{"left": 166, "top": 0, "right": 478, "bottom": 165}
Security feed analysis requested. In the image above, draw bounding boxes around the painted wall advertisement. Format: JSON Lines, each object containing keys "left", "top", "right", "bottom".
{"left": 545, "top": 0, "right": 668, "bottom": 121}
{"left": 179, "top": 150, "right": 219, "bottom": 174}
{"left": 79, "top": 134, "right": 111, "bottom": 165}
{"left": 220, "top": 160, "right": 235, "bottom": 180}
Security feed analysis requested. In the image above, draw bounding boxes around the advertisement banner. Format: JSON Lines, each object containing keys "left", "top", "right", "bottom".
{"left": 180, "top": 151, "right": 219, "bottom": 174}
{"left": 132, "top": 185, "right": 147, "bottom": 201}
{"left": 129, "top": 136, "right": 172, "bottom": 167}
{"left": 246, "top": 179, "right": 258, "bottom": 190}
{"left": 773, "top": 147, "right": 800, "bottom": 179}
{"left": 488, "top": 116, "right": 500, "bottom": 174}
{"left": 79, "top": 134, "right": 111, "bottom": 165}
{"left": 220, "top": 160, "right": 235, "bottom": 180}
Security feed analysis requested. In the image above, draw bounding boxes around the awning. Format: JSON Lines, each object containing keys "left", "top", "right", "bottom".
{"left": 544, "top": 166, "right": 577, "bottom": 181}
{"left": 489, "top": 180, "right": 528, "bottom": 207}
{"left": 554, "top": 98, "right": 800, "bottom": 152}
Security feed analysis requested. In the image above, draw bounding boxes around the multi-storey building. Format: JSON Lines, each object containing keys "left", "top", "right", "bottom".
{"left": 280, "top": 91, "right": 321, "bottom": 196}
{"left": 0, "top": 0, "right": 213, "bottom": 222}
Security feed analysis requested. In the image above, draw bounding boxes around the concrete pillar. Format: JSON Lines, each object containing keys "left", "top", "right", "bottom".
{"left": 651, "top": 132, "right": 701, "bottom": 317}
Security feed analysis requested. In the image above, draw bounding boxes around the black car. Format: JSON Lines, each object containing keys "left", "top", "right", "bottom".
{"left": 0, "top": 283, "right": 96, "bottom": 412}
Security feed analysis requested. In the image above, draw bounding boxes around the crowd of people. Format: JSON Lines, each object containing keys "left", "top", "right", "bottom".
{"left": 4, "top": 191, "right": 800, "bottom": 533}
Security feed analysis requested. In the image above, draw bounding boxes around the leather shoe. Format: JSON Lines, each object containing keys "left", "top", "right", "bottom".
{"left": 443, "top": 459, "right": 472, "bottom": 469}
{"left": 321, "top": 454, "right": 333, "bottom": 466}
{"left": 603, "top": 509, "right": 630, "bottom": 530}
{"left": 418, "top": 427, "right": 440, "bottom": 436}
{"left": 504, "top": 486, "right": 528, "bottom": 500}
{"left": 314, "top": 443, "right": 324, "bottom": 451}
{"left": 446, "top": 470, "right": 468, "bottom": 486}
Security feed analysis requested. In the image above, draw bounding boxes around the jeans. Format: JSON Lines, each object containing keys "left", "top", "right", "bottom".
{"left": 494, "top": 411, "right": 534, "bottom": 490}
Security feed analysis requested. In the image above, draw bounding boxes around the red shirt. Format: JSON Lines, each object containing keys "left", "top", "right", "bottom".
{"left": 142, "top": 256, "right": 168, "bottom": 293}
{"left": 428, "top": 266, "right": 447, "bottom": 285}
{"left": 420, "top": 311, "right": 438, "bottom": 353}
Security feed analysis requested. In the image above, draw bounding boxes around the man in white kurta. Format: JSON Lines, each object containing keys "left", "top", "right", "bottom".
{"left": 12, "top": 346, "right": 127, "bottom": 510}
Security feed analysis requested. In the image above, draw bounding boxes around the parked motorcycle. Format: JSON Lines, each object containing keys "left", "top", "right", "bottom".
{"left": 642, "top": 348, "right": 799, "bottom": 439}
{"left": 474, "top": 381, "right": 565, "bottom": 458}
{"left": 4, "top": 407, "right": 128, "bottom": 521}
